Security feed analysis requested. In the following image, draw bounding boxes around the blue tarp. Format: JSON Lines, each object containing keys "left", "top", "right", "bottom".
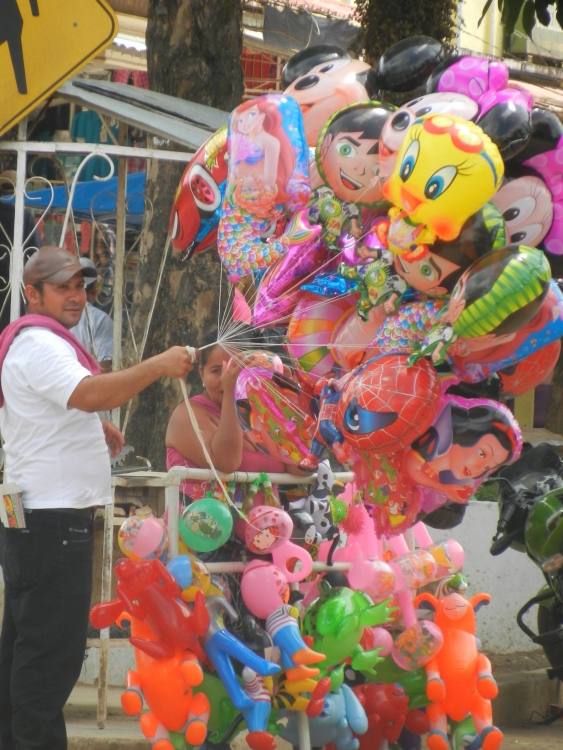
{"left": 1, "top": 172, "right": 146, "bottom": 226}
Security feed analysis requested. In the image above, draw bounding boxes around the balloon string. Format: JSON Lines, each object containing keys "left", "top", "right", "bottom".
{"left": 179, "top": 354, "right": 278, "bottom": 536}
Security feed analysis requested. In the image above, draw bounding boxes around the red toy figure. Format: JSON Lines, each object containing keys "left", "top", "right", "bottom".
{"left": 353, "top": 683, "right": 429, "bottom": 750}
{"left": 90, "top": 558, "right": 209, "bottom": 660}
{"left": 121, "top": 617, "right": 210, "bottom": 750}
{"left": 414, "top": 591, "right": 502, "bottom": 750}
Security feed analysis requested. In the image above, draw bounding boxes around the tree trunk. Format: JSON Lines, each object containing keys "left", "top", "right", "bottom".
{"left": 124, "top": 0, "right": 243, "bottom": 469}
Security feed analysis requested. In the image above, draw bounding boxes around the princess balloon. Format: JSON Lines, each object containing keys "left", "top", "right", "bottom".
{"left": 217, "top": 94, "right": 310, "bottom": 280}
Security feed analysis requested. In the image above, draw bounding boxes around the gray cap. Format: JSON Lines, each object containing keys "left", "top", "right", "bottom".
{"left": 23, "top": 246, "right": 98, "bottom": 286}
{"left": 79, "top": 257, "right": 100, "bottom": 288}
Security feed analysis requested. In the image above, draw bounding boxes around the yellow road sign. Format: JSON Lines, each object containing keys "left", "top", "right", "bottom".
{"left": 0, "top": 0, "right": 118, "bottom": 135}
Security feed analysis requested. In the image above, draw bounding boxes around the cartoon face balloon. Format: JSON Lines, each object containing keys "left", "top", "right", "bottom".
{"left": 336, "top": 353, "right": 441, "bottom": 453}
{"left": 383, "top": 114, "right": 504, "bottom": 241}
{"left": 448, "top": 245, "right": 551, "bottom": 341}
{"left": 492, "top": 176, "right": 553, "bottom": 247}
{"left": 169, "top": 126, "right": 228, "bottom": 257}
{"left": 282, "top": 45, "right": 376, "bottom": 148}
{"left": 405, "top": 397, "right": 522, "bottom": 504}
{"left": 379, "top": 93, "right": 479, "bottom": 181}
{"left": 316, "top": 101, "right": 395, "bottom": 206}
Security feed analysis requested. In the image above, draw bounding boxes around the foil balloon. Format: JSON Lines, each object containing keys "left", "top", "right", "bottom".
{"left": 375, "top": 36, "right": 445, "bottom": 93}
{"left": 331, "top": 304, "right": 388, "bottom": 371}
{"left": 426, "top": 56, "right": 532, "bottom": 159}
{"left": 379, "top": 92, "right": 480, "bottom": 182}
{"left": 451, "top": 280, "right": 563, "bottom": 382}
{"left": 498, "top": 339, "right": 560, "bottom": 399}
{"left": 351, "top": 450, "right": 421, "bottom": 537}
{"left": 492, "top": 176, "right": 553, "bottom": 247}
{"left": 405, "top": 396, "right": 522, "bottom": 506}
{"left": 286, "top": 291, "right": 359, "bottom": 385}
{"left": 169, "top": 126, "right": 228, "bottom": 258}
{"left": 217, "top": 94, "right": 310, "bottom": 280}
{"left": 335, "top": 354, "right": 441, "bottom": 452}
{"left": 253, "top": 211, "right": 326, "bottom": 328}
{"left": 310, "top": 102, "right": 394, "bottom": 247}
{"left": 367, "top": 298, "right": 447, "bottom": 360}
{"left": 383, "top": 114, "right": 504, "bottom": 250}
{"left": 299, "top": 353, "right": 441, "bottom": 469}
{"left": 282, "top": 45, "right": 377, "bottom": 148}
{"left": 409, "top": 245, "right": 552, "bottom": 366}
{"left": 235, "top": 367, "right": 311, "bottom": 464}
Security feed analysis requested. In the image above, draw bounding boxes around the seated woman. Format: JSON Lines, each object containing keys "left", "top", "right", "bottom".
{"left": 166, "top": 337, "right": 293, "bottom": 508}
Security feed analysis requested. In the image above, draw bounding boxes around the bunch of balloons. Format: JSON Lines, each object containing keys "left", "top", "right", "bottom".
{"left": 125, "top": 33, "right": 563, "bottom": 750}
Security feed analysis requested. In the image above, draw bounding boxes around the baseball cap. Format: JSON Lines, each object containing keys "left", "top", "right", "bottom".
{"left": 23, "top": 246, "right": 98, "bottom": 286}
{"left": 79, "top": 257, "right": 100, "bottom": 288}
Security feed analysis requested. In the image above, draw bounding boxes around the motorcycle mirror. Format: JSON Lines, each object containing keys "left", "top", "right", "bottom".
{"left": 490, "top": 530, "right": 519, "bottom": 556}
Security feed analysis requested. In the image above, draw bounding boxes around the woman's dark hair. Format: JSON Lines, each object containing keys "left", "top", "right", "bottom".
{"left": 412, "top": 404, "right": 518, "bottom": 469}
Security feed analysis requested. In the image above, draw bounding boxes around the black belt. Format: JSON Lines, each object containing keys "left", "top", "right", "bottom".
{"left": 24, "top": 507, "right": 95, "bottom": 518}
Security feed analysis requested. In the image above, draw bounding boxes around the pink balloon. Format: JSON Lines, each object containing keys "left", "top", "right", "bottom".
{"left": 253, "top": 211, "right": 326, "bottom": 328}
{"left": 133, "top": 517, "right": 167, "bottom": 560}
{"left": 331, "top": 304, "right": 388, "bottom": 371}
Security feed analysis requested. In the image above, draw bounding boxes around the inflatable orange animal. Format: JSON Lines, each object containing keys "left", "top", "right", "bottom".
{"left": 121, "top": 616, "right": 210, "bottom": 750}
{"left": 414, "top": 592, "right": 502, "bottom": 750}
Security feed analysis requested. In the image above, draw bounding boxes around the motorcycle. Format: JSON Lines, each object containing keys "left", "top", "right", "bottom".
{"left": 488, "top": 443, "right": 563, "bottom": 680}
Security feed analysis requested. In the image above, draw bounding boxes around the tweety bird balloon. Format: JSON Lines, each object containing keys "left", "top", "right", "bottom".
{"left": 383, "top": 114, "right": 504, "bottom": 252}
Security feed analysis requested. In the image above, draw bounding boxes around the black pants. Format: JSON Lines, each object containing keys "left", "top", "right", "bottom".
{"left": 0, "top": 509, "right": 94, "bottom": 750}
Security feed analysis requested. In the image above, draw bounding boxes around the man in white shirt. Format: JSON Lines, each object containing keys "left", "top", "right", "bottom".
{"left": 0, "top": 246, "right": 197, "bottom": 750}
{"left": 70, "top": 258, "right": 114, "bottom": 370}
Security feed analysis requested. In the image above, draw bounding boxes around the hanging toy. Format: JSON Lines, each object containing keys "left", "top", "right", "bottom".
{"left": 408, "top": 244, "right": 551, "bottom": 366}
{"left": 217, "top": 94, "right": 310, "bottom": 280}
{"left": 382, "top": 114, "right": 504, "bottom": 256}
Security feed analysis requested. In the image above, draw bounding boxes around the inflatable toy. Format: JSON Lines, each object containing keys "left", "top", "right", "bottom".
{"left": 415, "top": 591, "right": 503, "bottom": 750}
{"left": 121, "top": 617, "right": 210, "bottom": 749}
{"left": 118, "top": 514, "right": 168, "bottom": 562}
{"left": 90, "top": 559, "right": 209, "bottom": 660}
{"left": 303, "top": 581, "right": 394, "bottom": 676}
{"left": 283, "top": 684, "right": 368, "bottom": 750}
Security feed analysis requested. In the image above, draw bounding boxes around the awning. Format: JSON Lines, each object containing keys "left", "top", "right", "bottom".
{"left": 262, "top": 3, "right": 359, "bottom": 53}
{"left": 1, "top": 172, "right": 146, "bottom": 226}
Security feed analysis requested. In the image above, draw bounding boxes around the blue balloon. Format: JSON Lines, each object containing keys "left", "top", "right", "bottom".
{"left": 166, "top": 555, "right": 193, "bottom": 590}
{"left": 302, "top": 272, "right": 357, "bottom": 297}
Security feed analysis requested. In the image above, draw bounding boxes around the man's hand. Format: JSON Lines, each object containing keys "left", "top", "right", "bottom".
{"left": 156, "top": 347, "right": 200, "bottom": 379}
{"left": 101, "top": 419, "right": 125, "bottom": 458}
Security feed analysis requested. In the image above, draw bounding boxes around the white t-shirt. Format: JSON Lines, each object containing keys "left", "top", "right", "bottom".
{"left": 0, "top": 328, "right": 112, "bottom": 509}
{"left": 70, "top": 303, "right": 114, "bottom": 362}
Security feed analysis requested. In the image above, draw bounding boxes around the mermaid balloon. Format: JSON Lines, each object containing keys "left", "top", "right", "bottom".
{"left": 217, "top": 94, "right": 311, "bottom": 280}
